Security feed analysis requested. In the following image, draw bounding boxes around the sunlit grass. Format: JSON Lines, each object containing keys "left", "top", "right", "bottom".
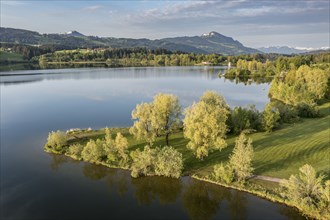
{"left": 68, "top": 102, "right": 330, "bottom": 179}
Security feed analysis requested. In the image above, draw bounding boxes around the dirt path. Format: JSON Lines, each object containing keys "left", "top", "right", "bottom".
{"left": 251, "top": 175, "right": 283, "bottom": 183}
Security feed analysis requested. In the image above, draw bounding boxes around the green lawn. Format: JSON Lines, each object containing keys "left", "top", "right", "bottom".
{"left": 0, "top": 51, "right": 25, "bottom": 62}
{"left": 69, "top": 102, "right": 330, "bottom": 179}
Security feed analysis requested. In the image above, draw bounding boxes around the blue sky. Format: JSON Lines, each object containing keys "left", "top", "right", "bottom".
{"left": 1, "top": 0, "right": 329, "bottom": 48}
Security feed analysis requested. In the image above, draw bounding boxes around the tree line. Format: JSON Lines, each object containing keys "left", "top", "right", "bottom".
{"left": 225, "top": 52, "right": 329, "bottom": 77}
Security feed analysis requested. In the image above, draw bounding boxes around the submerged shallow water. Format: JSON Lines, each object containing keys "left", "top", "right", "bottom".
{"left": 0, "top": 66, "right": 304, "bottom": 219}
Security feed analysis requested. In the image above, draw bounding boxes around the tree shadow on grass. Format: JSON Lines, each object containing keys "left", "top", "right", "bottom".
{"left": 253, "top": 142, "right": 329, "bottom": 178}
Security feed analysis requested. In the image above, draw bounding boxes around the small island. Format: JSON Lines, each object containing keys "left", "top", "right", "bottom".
{"left": 45, "top": 61, "right": 330, "bottom": 220}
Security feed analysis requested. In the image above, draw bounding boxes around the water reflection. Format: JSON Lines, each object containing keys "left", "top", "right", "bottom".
{"left": 49, "top": 154, "right": 73, "bottom": 171}
{"left": 47, "top": 155, "right": 305, "bottom": 219}
{"left": 182, "top": 179, "right": 230, "bottom": 220}
{"left": 82, "top": 163, "right": 109, "bottom": 180}
{"left": 228, "top": 191, "right": 248, "bottom": 220}
{"left": 221, "top": 76, "right": 273, "bottom": 85}
{"left": 132, "top": 176, "right": 182, "bottom": 205}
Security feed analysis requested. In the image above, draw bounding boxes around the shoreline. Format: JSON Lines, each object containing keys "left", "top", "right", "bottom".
{"left": 44, "top": 146, "right": 316, "bottom": 219}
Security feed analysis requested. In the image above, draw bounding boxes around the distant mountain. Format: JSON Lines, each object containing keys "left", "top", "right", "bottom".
{"left": 257, "top": 46, "right": 308, "bottom": 54}
{"left": 64, "top": 30, "right": 85, "bottom": 37}
{"left": 257, "top": 46, "right": 329, "bottom": 55}
{"left": 163, "top": 31, "right": 260, "bottom": 55}
{"left": 0, "top": 27, "right": 260, "bottom": 55}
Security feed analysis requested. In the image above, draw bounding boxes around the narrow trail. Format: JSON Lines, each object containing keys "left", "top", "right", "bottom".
{"left": 251, "top": 175, "right": 283, "bottom": 183}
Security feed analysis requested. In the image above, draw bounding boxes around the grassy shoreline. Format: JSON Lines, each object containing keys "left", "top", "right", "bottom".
{"left": 44, "top": 102, "right": 330, "bottom": 219}
{"left": 190, "top": 175, "right": 319, "bottom": 219}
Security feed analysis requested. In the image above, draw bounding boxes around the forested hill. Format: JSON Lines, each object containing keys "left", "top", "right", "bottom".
{"left": 163, "top": 31, "right": 259, "bottom": 55}
{"left": 0, "top": 27, "right": 260, "bottom": 55}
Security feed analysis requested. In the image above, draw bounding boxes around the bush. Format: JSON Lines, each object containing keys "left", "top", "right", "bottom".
{"left": 130, "top": 146, "right": 157, "bottom": 178}
{"left": 296, "top": 103, "right": 320, "bottom": 118}
{"left": 81, "top": 139, "right": 104, "bottom": 162}
{"left": 268, "top": 101, "right": 299, "bottom": 124}
{"left": 130, "top": 145, "right": 183, "bottom": 178}
{"left": 155, "top": 146, "right": 183, "bottom": 178}
{"left": 280, "top": 164, "right": 329, "bottom": 218}
{"left": 45, "top": 130, "right": 68, "bottom": 152}
{"left": 212, "top": 163, "right": 234, "bottom": 184}
{"left": 67, "top": 143, "right": 84, "bottom": 159}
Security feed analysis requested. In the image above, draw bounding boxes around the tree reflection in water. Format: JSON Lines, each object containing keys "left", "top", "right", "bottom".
{"left": 49, "top": 154, "right": 78, "bottom": 171}
{"left": 131, "top": 176, "right": 182, "bottom": 205}
{"left": 82, "top": 163, "right": 130, "bottom": 198}
{"left": 182, "top": 178, "right": 231, "bottom": 220}
{"left": 228, "top": 190, "right": 247, "bottom": 220}
{"left": 83, "top": 163, "right": 109, "bottom": 180}
{"left": 48, "top": 154, "right": 304, "bottom": 219}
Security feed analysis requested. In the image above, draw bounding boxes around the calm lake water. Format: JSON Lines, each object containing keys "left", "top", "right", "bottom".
{"left": 0, "top": 66, "right": 304, "bottom": 219}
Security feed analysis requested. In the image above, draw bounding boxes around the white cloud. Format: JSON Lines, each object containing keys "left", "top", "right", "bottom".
{"left": 234, "top": 6, "right": 273, "bottom": 17}
{"left": 82, "top": 5, "right": 103, "bottom": 12}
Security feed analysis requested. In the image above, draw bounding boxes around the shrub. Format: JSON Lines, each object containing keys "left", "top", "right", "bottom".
{"left": 130, "top": 146, "right": 158, "bottom": 178}
{"left": 280, "top": 164, "right": 329, "bottom": 218}
{"left": 155, "top": 146, "right": 183, "bottom": 178}
{"left": 81, "top": 139, "right": 104, "bottom": 162}
{"left": 268, "top": 101, "right": 299, "bottom": 124}
{"left": 67, "top": 143, "right": 84, "bottom": 160}
{"left": 212, "top": 163, "right": 234, "bottom": 184}
{"left": 296, "top": 103, "right": 320, "bottom": 118}
{"left": 130, "top": 145, "right": 184, "bottom": 178}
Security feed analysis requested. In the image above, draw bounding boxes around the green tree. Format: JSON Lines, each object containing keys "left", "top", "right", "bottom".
{"left": 130, "top": 103, "right": 155, "bottom": 144}
{"left": 280, "top": 164, "right": 327, "bottom": 211}
{"left": 183, "top": 91, "right": 229, "bottom": 159}
{"left": 130, "top": 93, "right": 181, "bottom": 145}
{"left": 130, "top": 145, "right": 158, "bottom": 178}
{"left": 151, "top": 93, "right": 181, "bottom": 146}
{"left": 262, "top": 103, "right": 281, "bottom": 132}
{"left": 229, "top": 133, "right": 254, "bottom": 182}
{"left": 81, "top": 139, "right": 104, "bottom": 162}
{"left": 45, "top": 130, "right": 68, "bottom": 152}
{"left": 114, "top": 132, "right": 129, "bottom": 165}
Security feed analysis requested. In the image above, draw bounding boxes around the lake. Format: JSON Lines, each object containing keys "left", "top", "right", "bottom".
{"left": 0, "top": 66, "right": 304, "bottom": 219}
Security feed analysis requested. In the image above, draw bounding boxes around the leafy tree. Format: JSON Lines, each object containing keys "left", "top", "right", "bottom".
{"left": 262, "top": 103, "right": 280, "bottom": 132}
{"left": 269, "top": 65, "right": 329, "bottom": 106}
{"left": 67, "top": 143, "right": 84, "bottom": 160}
{"left": 130, "top": 93, "right": 181, "bottom": 145}
{"left": 228, "top": 105, "right": 262, "bottom": 134}
{"left": 229, "top": 133, "right": 254, "bottom": 182}
{"left": 45, "top": 130, "right": 68, "bottom": 152}
{"left": 183, "top": 91, "right": 229, "bottom": 159}
{"left": 155, "top": 146, "right": 183, "bottom": 178}
{"left": 81, "top": 139, "right": 104, "bottom": 162}
{"left": 151, "top": 93, "right": 181, "bottom": 146}
{"left": 130, "top": 103, "right": 155, "bottom": 144}
{"left": 130, "top": 146, "right": 157, "bottom": 178}
{"left": 280, "top": 164, "right": 328, "bottom": 212}
{"left": 114, "top": 132, "right": 129, "bottom": 165}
